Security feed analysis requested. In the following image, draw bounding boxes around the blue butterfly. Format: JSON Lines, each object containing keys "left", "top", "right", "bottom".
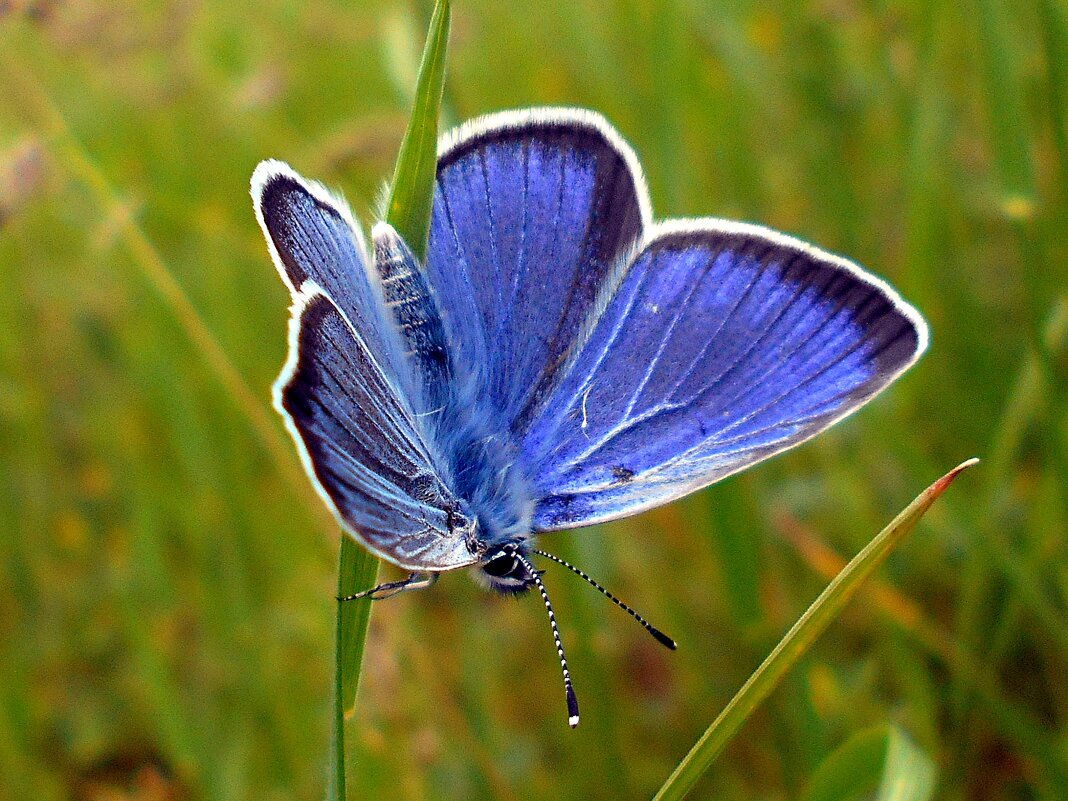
{"left": 252, "top": 108, "right": 927, "bottom": 728}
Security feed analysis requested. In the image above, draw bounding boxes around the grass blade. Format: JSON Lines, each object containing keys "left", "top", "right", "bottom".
{"left": 329, "top": 539, "right": 380, "bottom": 801}
{"left": 876, "top": 726, "right": 937, "bottom": 801}
{"left": 776, "top": 506, "right": 1068, "bottom": 794}
{"left": 384, "top": 0, "right": 451, "bottom": 261}
{"left": 329, "top": 3, "right": 451, "bottom": 799}
{"left": 651, "top": 459, "right": 979, "bottom": 801}
{"left": 801, "top": 725, "right": 936, "bottom": 801}
{"left": 802, "top": 727, "right": 888, "bottom": 801}
{"left": 336, "top": 543, "right": 382, "bottom": 714}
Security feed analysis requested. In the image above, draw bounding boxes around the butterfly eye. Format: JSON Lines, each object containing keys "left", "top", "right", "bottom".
{"left": 483, "top": 552, "right": 518, "bottom": 578}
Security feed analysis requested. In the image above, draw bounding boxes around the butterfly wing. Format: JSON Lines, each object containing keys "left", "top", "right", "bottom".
{"left": 519, "top": 221, "right": 928, "bottom": 530}
{"left": 253, "top": 163, "right": 478, "bottom": 570}
{"left": 425, "top": 108, "right": 650, "bottom": 432}
{"left": 253, "top": 161, "right": 415, "bottom": 397}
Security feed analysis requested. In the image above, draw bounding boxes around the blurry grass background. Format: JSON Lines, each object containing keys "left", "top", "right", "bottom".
{"left": 1, "top": 0, "right": 1066, "bottom": 799}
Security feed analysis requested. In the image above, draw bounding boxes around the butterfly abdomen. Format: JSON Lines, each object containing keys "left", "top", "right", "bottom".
{"left": 439, "top": 397, "right": 535, "bottom": 546}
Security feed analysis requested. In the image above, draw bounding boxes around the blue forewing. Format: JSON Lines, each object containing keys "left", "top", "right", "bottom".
{"left": 425, "top": 111, "right": 649, "bottom": 433}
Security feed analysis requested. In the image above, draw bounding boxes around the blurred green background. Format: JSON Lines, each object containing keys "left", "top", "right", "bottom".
{"left": 2, "top": 0, "right": 1066, "bottom": 799}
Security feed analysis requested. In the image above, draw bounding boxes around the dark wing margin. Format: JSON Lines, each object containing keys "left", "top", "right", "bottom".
{"left": 520, "top": 219, "right": 928, "bottom": 531}
{"left": 425, "top": 108, "right": 651, "bottom": 435}
{"left": 274, "top": 287, "right": 477, "bottom": 571}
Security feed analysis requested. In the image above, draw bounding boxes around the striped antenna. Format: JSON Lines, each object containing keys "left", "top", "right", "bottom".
{"left": 516, "top": 553, "right": 580, "bottom": 729}
{"left": 533, "top": 549, "right": 676, "bottom": 650}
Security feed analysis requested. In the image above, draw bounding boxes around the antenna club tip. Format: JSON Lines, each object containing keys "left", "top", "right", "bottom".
{"left": 566, "top": 684, "right": 580, "bottom": 728}
{"left": 651, "top": 627, "right": 678, "bottom": 650}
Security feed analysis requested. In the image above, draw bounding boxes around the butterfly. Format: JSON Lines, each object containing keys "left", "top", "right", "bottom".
{"left": 251, "top": 108, "right": 927, "bottom": 728}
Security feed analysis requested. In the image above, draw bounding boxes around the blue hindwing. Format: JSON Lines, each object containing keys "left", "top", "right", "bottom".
{"left": 519, "top": 222, "right": 928, "bottom": 530}
{"left": 277, "top": 288, "right": 478, "bottom": 570}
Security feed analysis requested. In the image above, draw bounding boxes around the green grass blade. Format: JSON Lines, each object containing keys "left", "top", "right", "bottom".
{"left": 384, "top": 0, "right": 451, "bottom": 261}
{"left": 802, "top": 725, "right": 936, "bottom": 801}
{"left": 802, "top": 727, "right": 888, "bottom": 801}
{"left": 329, "top": 539, "right": 379, "bottom": 801}
{"left": 876, "top": 727, "right": 937, "bottom": 801}
{"left": 329, "top": 4, "right": 451, "bottom": 798}
{"left": 973, "top": 0, "right": 1035, "bottom": 202}
{"left": 1040, "top": 0, "right": 1068, "bottom": 197}
{"left": 336, "top": 542, "right": 381, "bottom": 713}
{"left": 651, "top": 459, "right": 979, "bottom": 801}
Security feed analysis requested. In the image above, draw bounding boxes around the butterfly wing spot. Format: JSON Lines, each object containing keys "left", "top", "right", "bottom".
{"left": 610, "top": 465, "right": 636, "bottom": 485}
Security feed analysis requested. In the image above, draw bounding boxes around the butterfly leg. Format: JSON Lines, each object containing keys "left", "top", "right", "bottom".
{"left": 337, "top": 571, "right": 439, "bottom": 602}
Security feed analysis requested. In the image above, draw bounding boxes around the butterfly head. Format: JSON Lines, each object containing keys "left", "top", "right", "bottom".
{"left": 477, "top": 542, "right": 537, "bottom": 595}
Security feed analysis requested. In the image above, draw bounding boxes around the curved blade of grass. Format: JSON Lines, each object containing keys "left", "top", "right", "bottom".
{"left": 652, "top": 458, "right": 978, "bottom": 801}
{"left": 384, "top": 0, "right": 451, "bottom": 261}
{"left": 329, "top": 3, "right": 451, "bottom": 800}
{"left": 875, "top": 726, "right": 937, "bottom": 801}
{"left": 802, "top": 725, "right": 936, "bottom": 801}
{"left": 776, "top": 503, "right": 1068, "bottom": 794}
